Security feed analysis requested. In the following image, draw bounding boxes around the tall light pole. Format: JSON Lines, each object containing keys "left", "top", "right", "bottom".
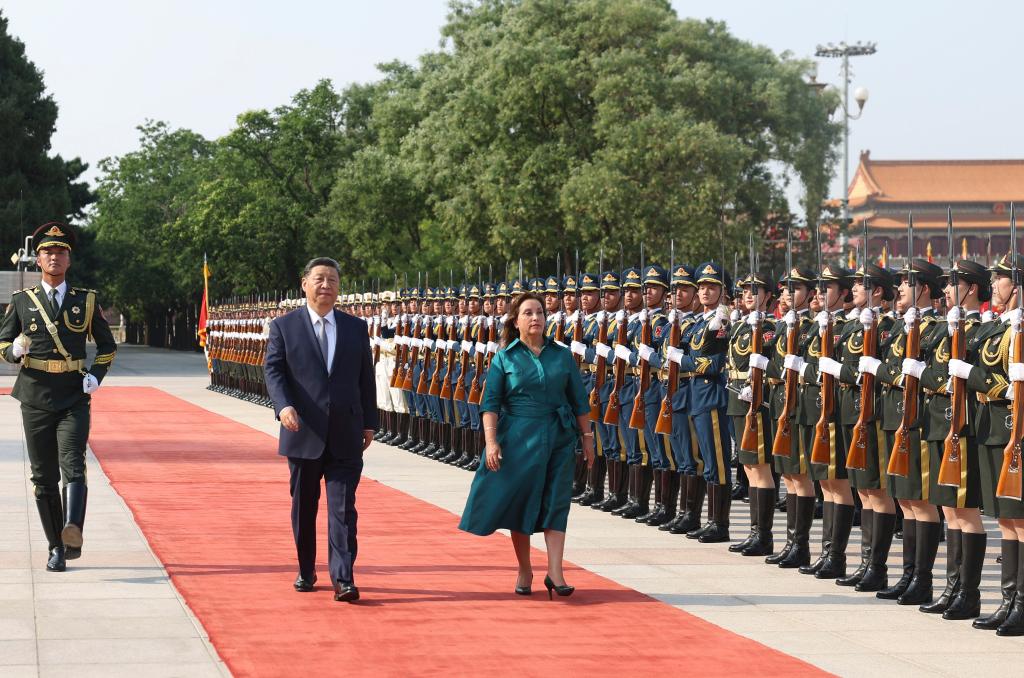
{"left": 815, "top": 41, "right": 876, "bottom": 240}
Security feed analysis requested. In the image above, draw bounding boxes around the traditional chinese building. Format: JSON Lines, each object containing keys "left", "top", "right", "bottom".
{"left": 845, "top": 151, "right": 1024, "bottom": 265}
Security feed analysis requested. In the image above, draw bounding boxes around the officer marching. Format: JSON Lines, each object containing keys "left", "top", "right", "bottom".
{"left": 0, "top": 222, "right": 117, "bottom": 572}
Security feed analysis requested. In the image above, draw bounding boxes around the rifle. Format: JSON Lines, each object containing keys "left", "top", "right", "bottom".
{"left": 415, "top": 301, "right": 433, "bottom": 395}
{"left": 589, "top": 249, "right": 608, "bottom": 421}
{"left": 401, "top": 312, "right": 421, "bottom": 392}
{"left": 655, "top": 240, "right": 678, "bottom": 435}
{"left": 740, "top": 234, "right": 766, "bottom": 451}
{"left": 604, "top": 248, "right": 628, "bottom": 425}
{"left": 939, "top": 208, "right": 967, "bottom": 487}
{"left": 847, "top": 220, "right": 875, "bottom": 470}
{"left": 572, "top": 249, "right": 584, "bottom": 369}
{"left": 997, "top": 203, "right": 1024, "bottom": 499}
{"left": 630, "top": 244, "right": 650, "bottom": 430}
{"left": 468, "top": 283, "right": 489, "bottom": 406}
{"left": 811, "top": 223, "right": 836, "bottom": 465}
{"left": 889, "top": 213, "right": 919, "bottom": 477}
{"left": 390, "top": 312, "right": 408, "bottom": 388}
{"left": 454, "top": 296, "right": 472, "bottom": 402}
{"left": 772, "top": 227, "right": 799, "bottom": 456}
{"left": 555, "top": 252, "right": 566, "bottom": 343}
{"left": 439, "top": 313, "right": 458, "bottom": 400}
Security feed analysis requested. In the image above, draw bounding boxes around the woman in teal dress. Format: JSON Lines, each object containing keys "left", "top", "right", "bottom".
{"left": 459, "top": 292, "right": 595, "bottom": 598}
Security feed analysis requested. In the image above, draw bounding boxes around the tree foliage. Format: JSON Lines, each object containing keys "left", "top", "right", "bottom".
{"left": 89, "top": 0, "right": 838, "bottom": 321}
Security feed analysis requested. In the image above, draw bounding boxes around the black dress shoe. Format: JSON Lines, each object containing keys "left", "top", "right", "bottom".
{"left": 334, "top": 584, "right": 360, "bottom": 602}
{"left": 46, "top": 546, "right": 66, "bottom": 572}
{"left": 294, "top": 575, "right": 317, "bottom": 592}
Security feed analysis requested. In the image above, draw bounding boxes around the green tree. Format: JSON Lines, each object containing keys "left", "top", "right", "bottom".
{"left": 0, "top": 11, "right": 94, "bottom": 261}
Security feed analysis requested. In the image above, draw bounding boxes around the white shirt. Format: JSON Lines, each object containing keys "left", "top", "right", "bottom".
{"left": 39, "top": 280, "right": 67, "bottom": 315}
{"left": 305, "top": 304, "right": 337, "bottom": 373}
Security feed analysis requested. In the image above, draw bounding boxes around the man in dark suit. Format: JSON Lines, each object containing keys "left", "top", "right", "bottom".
{"left": 264, "top": 257, "right": 378, "bottom": 602}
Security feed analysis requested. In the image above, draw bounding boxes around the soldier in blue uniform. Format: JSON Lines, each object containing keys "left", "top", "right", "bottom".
{"left": 590, "top": 271, "right": 628, "bottom": 512}
{"left": 571, "top": 273, "right": 605, "bottom": 506}
{"left": 670, "top": 261, "right": 733, "bottom": 543}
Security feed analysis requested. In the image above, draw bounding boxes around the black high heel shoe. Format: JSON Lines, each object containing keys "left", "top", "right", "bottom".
{"left": 515, "top": 573, "right": 533, "bottom": 595}
{"left": 544, "top": 575, "right": 575, "bottom": 600}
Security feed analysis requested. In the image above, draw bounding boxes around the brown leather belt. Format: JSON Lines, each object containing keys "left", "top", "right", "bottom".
{"left": 23, "top": 357, "right": 84, "bottom": 373}
{"left": 978, "top": 393, "right": 1009, "bottom": 404}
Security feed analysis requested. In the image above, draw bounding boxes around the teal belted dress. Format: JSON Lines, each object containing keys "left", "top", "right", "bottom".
{"left": 459, "top": 337, "right": 590, "bottom": 536}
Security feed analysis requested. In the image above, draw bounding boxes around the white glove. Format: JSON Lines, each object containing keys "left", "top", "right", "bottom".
{"left": 475, "top": 342, "right": 486, "bottom": 354}
{"left": 902, "top": 307, "right": 918, "bottom": 333}
{"left": 1009, "top": 386, "right": 1016, "bottom": 401}
{"left": 730, "top": 309, "right": 742, "bottom": 323}
{"left": 946, "top": 305, "right": 961, "bottom": 326}
{"left": 708, "top": 306, "right": 729, "bottom": 331}
{"left": 486, "top": 341, "right": 498, "bottom": 354}
{"left": 859, "top": 307, "right": 875, "bottom": 329}
{"left": 668, "top": 309, "right": 678, "bottom": 324}
{"left": 637, "top": 343, "right": 654, "bottom": 362}
{"left": 551, "top": 311, "right": 563, "bottom": 324}
{"left": 461, "top": 340, "right": 472, "bottom": 353}
{"left": 783, "top": 354, "right": 805, "bottom": 372}
{"left": 901, "top": 358, "right": 926, "bottom": 379}
{"left": 815, "top": 311, "right": 830, "bottom": 332}
{"left": 595, "top": 342, "right": 612, "bottom": 360}
{"left": 615, "top": 309, "right": 626, "bottom": 324}
{"left": 570, "top": 340, "right": 587, "bottom": 357}
{"left": 83, "top": 373, "right": 99, "bottom": 394}
{"left": 749, "top": 353, "right": 768, "bottom": 371}
{"left": 982, "top": 310, "right": 995, "bottom": 323}
{"left": 613, "top": 344, "right": 632, "bottom": 362}
{"left": 818, "top": 357, "right": 842, "bottom": 378}
{"left": 1010, "top": 363, "right": 1024, "bottom": 383}
{"left": 667, "top": 346, "right": 684, "bottom": 366}
{"left": 554, "top": 340, "right": 568, "bottom": 348}
{"left": 746, "top": 311, "right": 762, "bottom": 327}
{"left": 445, "top": 315, "right": 454, "bottom": 326}
{"left": 639, "top": 308, "right": 648, "bottom": 323}
{"left": 858, "top": 356, "right": 882, "bottom": 376}
{"left": 597, "top": 310, "right": 607, "bottom": 324}
{"left": 1009, "top": 308, "right": 1024, "bottom": 332}
{"left": 11, "top": 334, "right": 30, "bottom": 358}
{"left": 783, "top": 309, "right": 797, "bottom": 326}
{"left": 947, "top": 358, "right": 973, "bottom": 380}
{"left": 738, "top": 386, "right": 753, "bottom": 402}
{"left": 412, "top": 338, "right": 423, "bottom": 349}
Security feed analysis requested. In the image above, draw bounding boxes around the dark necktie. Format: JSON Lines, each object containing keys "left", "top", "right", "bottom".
{"left": 49, "top": 289, "right": 60, "bottom": 319}
{"left": 317, "top": 317, "right": 329, "bottom": 368}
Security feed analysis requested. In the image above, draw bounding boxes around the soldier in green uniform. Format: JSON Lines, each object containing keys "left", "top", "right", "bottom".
{"left": 0, "top": 222, "right": 117, "bottom": 572}
{"left": 914, "top": 260, "right": 989, "bottom": 620}
{"left": 863, "top": 260, "right": 945, "bottom": 604}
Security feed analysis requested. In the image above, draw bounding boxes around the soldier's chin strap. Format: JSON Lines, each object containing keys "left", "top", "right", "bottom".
{"left": 23, "top": 288, "right": 87, "bottom": 376}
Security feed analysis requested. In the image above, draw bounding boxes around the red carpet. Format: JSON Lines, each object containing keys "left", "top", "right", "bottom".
{"left": 88, "top": 387, "right": 827, "bottom": 677}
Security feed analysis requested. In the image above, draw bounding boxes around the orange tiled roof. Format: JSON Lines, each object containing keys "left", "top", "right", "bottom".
{"left": 865, "top": 215, "right": 1013, "bottom": 230}
{"left": 848, "top": 151, "right": 1024, "bottom": 207}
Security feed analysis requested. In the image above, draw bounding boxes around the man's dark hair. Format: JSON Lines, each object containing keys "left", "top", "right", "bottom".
{"left": 302, "top": 257, "right": 341, "bottom": 279}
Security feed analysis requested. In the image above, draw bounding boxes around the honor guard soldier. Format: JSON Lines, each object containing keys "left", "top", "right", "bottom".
{"left": 863, "top": 259, "right": 945, "bottom": 604}
{"left": 732, "top": 272, "right": 779, "bottom": 556}
{"left": 590, "top": 271, "right": 627, "bottom": 512}
{"left": 0, "top": 222, "right": 117, "bottom": 572}
{"left": 543, "top": 276, "right": 562, "bottom": 338}
{"left": 915, "top": 259, "right": 989, "bottom": 620}
{"left": 671, "top": 261, "right": 733, "bottom": 543}
{"left": 660, "top": 264, "right": 706, "bottom": 535}
{"left": 949, "top": 254, "right": 1024, "bottom": 633}
{"left": 570, "top": 273, "right": 605, "bottom": 506}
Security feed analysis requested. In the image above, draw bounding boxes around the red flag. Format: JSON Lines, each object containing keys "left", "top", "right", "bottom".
{"left": 198, "top": 254, "right": 210, "bottom": 348}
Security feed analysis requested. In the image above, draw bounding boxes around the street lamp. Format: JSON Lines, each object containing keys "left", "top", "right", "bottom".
{"left": 815, "top": 41, "right": 876, "bottom": 238}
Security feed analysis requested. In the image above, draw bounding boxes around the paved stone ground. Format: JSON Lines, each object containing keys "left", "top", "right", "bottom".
{"left": 2, "top": 345, "right": 1020, "bottom": 677}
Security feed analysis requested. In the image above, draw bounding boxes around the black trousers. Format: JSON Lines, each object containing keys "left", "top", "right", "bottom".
{"left": 21, "top": 399, "right": 90, "bottom": 494}
{"left": 288, "top": 450, "right": 363, "bottom": 586}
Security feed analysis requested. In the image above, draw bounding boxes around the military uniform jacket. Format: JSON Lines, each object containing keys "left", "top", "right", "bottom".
{"left": 918, "top": 312, "right": 983, "bottom": 442}
{"left": 675, "top": 310, "right": 729, "bottom": 415}
{"left": 726, "top": 317, "right": 753, "bottom": 417}
{"left": 964, "top": 318, "right": 1014, "bottom": 447}
{"left": 0, "top": 285, "right": 117, "bottom": 411}
{"left": 875, "top": 310, "right": 942, "bottom": 431}
{"left": 830, "top": 309, "right": 895, "bottom": 426}
{"left": 799, "top": 310, "right": 848, "bottom": 426}
{"left": 765, "top": 311, "right": 814, "bottom": 421}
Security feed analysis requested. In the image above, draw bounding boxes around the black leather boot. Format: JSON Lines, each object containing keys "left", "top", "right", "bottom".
{"left": 420, "top": 420, "right": 439, "bottom": 457}
{"left": 636, "top": 469, "right": 663, "bottom": 523}
{"left": 398, "top": 415, "right": 418, "bottom": 450}
{"left": 996, "top": 544, "right": 1024, "bottom": 636}
{"left": 579, "top": 457, "right": 606, "bottom": 507}
{"left": 777, "top": 496, "right": 814, "bottom": 568}
{"left": 766, "top": 494, "right": 797, "bottom": 564}
{"left": 686, "top": 478, "right": 716, "bottom": 540}
{"left": 944, "top": 531, "right": 986, "bottom": 620}
{"left": 593, "top": 460, "right": 619, "bottom": 511}
{"left": 730, "top": 485, "right": 758, "bottom": 553}
{"left": 571, "top": 453, "right": 589, "bottom": 501}
{"left": 816, "top": 503, "right": 854, "bottom": 579}
{"left": 742, "top": 487, "right": 775, "bottom": 556}
{"left": 35, "top": 488, "right": 66, "bottom": 572}
{"left": 670, "top": 475, "right": 705, "bottom": 534}
{"left": 877, "top": 518, "right": 917, "bottom": 599}
{"left": 623, "top": 466, "right": 653, "bottom": 520}
{"left": 898, "top": 520, "right": 941, "bottom": 605}
{"left": 612, "top": 465, "right": 640, "bottom": 516}
{"left": 837, "top": 509, "right": 873, "bottom": 587}
{"left": 62, "top": 482, "right": 87, "bottom": 560}
{"left": 801, "top": 501, "right": 834, "bottom": 575}
{"left": 699, "top": 483, "right": 732, "bottom": 543}
{"left": 975, "top": 539, "right": 1018, "bottom": 630}
{"left": 857, "top": 511, "right": 897, "bottom": 592}
{"left": 598, "top": 460, "right": 628, "bottom": 512}
{"left": 921, "top": 528, "right": 961, "bottom": 613}
{"left": 648, "top": 471, "right": 678, "bottom": 527}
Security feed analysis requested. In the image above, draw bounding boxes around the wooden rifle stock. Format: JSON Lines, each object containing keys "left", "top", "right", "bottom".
{"left": 589, "top": 313, "right": 609, "bottom": 421}
{"left": 938, "top": 316, "right": 967, "bottom": 487}
{"left": 390, "top": 318, "right": 407, "bottom": 388}
{"left": 740, "top": 314, "right": 765, "bottom": 451}
{"left": 811, "top": 314, "right": 835, "bottom": 465}
{"left": 604, "top": 314, "right": 629, "bottom": 425}
{"left": 573, "top": 309, "right": 585, "bottom": 370}
{"left": 415, "top": 316, "right": 433, "bottom": 395}
{"left": 997, "top": 325, "right": 1024, "bottom": 499}
{"left": 372, "top": 317, "right": 381, "bottom": 365}
{"left": 629, "top": 311, "right": 652, "bottom": 430}
{"left": 439, "top": 320, "right": 457, "bottom": 399}
{"left": 888, "top": 315, "right": 922, "bottom": 477}
{"left": 772, "top": 319, "right": 799, "bottom": 456}
{"left": 467, "top": 317, "right": 489, "bottom": 405}
{"left": 655, "top": 313, "right": 680, "bottom": 435}
{"left": 454, "top": 318, "right": 471, "bottom": 402}
{"left": 475, "top": 316, "right": 499, "bottom": 402}
{"left": 401, "top": 317, "right": 421, "bottom": 391}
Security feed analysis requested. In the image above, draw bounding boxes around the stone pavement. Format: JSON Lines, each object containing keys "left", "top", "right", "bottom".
{"left": 2, "top": 345, "right": 1021, "bottom": 677}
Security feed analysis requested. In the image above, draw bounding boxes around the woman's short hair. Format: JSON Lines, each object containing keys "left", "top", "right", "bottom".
{"left": 501, "top": 292, "right": 545, "bottom": 346}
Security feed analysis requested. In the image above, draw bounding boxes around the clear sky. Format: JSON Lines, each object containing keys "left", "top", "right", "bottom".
{"left": 5, "top": 0, "right": 1022, "bottom": 206}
